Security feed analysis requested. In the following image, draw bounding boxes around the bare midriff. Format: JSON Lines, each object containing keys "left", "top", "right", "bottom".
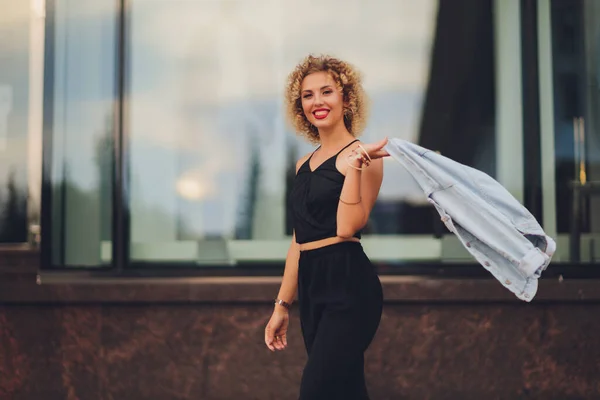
{"left": 298, "top": 236, "right": 360, "bottom": 252}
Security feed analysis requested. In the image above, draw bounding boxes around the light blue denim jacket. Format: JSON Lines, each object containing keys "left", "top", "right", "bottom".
{"left": 384, "top": 138, "right": 556, "bottom": 301}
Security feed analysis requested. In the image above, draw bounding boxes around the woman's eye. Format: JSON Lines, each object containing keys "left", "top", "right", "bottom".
{"left": 303, "top": 94, "right": 312, "bottom": 99}
{"left": 323, "top": 90, "right": 332, "bottom": 95}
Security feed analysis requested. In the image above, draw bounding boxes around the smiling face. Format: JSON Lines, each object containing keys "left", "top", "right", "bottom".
{"left": 300, "top": 71, "right": 345, "bottom": 134}
{"left": 284, "top": 55, "right": 368, "bottom": 144}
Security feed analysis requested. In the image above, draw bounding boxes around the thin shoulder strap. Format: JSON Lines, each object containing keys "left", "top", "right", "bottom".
{"left": 334, "top": 139, "right": 359, "bottom": 156}
{"left": 307, "top": 145, "right": 321, "bottom": 160}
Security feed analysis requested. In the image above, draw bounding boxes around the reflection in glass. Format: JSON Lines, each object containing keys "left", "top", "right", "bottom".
{"left": 550, "top": 0, "right": 600, "bottom": 262}
{"left": 0, "top": 1, "right": 34, "bottom": 244}
{"left": 45, "top": 0, "right": 115, "bottom": 266}
{"left": 127, "top": 0, "right": 503, "bottom": 264}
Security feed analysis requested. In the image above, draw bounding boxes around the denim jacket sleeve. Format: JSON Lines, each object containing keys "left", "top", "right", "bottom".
{"left": 384, "top": 138, "right": 556, "bottom": 302}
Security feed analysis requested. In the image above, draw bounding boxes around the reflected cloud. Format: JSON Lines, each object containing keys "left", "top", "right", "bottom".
{"left": 38, "top": 0, "right": 440, "bottom": 241}
{"left": 129, "top": 0, "right": 437, "bottom": 98}
{"left": 176, "top": 174, "right": 216, "bottom": 200}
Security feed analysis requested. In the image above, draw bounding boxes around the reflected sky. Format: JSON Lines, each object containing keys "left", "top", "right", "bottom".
{"left": 1, "top": 0, "right": 439, "bottom": 240}
{"left": 126, "top": 0, "right": 438, "bottom": 238}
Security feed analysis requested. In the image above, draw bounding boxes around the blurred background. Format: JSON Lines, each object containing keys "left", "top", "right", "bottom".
{"left": 3, "top": 0, "right": 600, "bottom": 268}
{"left": 2, "top": 0, "right": 600, "bottom": 266}
{"left": 2, "top": 0, "right": 600, "bottom": 399}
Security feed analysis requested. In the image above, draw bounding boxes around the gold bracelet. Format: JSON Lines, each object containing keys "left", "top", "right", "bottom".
{"left": 356, "top": 144, "right": 372, "bottom": 162}
{"left": 353, "top": 149, "right": 371, "bottom": 166}
{"left": 340, "top": 197, "right": 361, "bottom": 205}
{"left": 345, "top": 152, "right": 367, "bottom": 171}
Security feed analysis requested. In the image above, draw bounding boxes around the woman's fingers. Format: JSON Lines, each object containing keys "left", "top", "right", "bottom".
{"left": 266, "top": 324, "right": 288, "bottom": 351}
{"left": 266, "top": 313, "right": 288, "bottom": 351}
{"left": 358, "top": 138, "right": 389, "bottom": 159}
{"left": 361, "top": 149, "right": 389, "bottom": 160}
{"left": 367, "top": 137, "right": 388, "bottom": 152}
{"left": 374, "top": 137, "right": 389, "bottom": 149}
{"left": 265, "top": 325, "right": 276, "bottom": 351}
{"left": 265, "top": 338, "right": 275, "bottom": 352}
{"left": 274, "top": 333, "right": 287, "bottom": 350}
{"left": 274, "top": 336, "right": 283, "bottom": 350}
{"left": 371, "top": 149, "right": 389, "bottom": 159}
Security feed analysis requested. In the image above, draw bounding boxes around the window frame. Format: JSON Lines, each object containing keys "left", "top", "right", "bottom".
{"left": 34, "top": 0, "right": 600, "bottom": 276}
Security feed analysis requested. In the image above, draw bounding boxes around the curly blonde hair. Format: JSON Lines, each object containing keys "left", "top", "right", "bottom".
{"left": 284, "top": 54, "right": 369, "bottom": 144}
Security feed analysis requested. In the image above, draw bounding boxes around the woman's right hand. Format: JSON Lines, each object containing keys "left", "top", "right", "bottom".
{"left": 357, "top": 137, "right": 390, "bottom": 161}
{"left": 264, "top": 307, "right": 289, "bottom": 351}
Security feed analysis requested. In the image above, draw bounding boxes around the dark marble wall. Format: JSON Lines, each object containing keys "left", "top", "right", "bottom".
{"left": 1, "top": 303, "right": 600, "bottom": 400}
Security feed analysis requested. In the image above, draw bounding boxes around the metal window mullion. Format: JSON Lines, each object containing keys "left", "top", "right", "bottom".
{"left": 493, "top": 0, "right": 525, "bottom": 202}
{"left": 520, "top": 0, "right": 543, "bottom": 222}
{"left": 40, "top": 0, "right": 56, "bottom": 269}
{"left": 537, "top": 0, "right": 558, "bottom": 241}
{"left": 112, "top": 0, "right": 130, "bottom": 272}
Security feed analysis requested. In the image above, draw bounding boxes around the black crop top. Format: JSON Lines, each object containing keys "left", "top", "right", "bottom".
{"left": 290, "top": 139, "right": 362, "bottom": 244}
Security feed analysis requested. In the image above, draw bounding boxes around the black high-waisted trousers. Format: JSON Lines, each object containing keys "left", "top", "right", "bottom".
{"left": 297, "top": 241, "right": 383, "bottom": 400}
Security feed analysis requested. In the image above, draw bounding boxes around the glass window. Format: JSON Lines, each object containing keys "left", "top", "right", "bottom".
{"left": 126, "top": 0, "right": 502, "bottom": 265}
{"left": 544, "top": 0, "right": 600, "bottom": 263}
{"left": 0, "top": 0, "right": 44, "bottom": 245}
{"left": 36, "top": 0, "right": 600, "bottom": 269}
{"left": 42, "top": 0, "right": 116, "bottom": 266}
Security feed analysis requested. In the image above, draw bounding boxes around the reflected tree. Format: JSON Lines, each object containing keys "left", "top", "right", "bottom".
{"left": 235, "top": 134, "right": 261, "bottom": 239}
{"left": 284, "top": 141, "right": 298, "bottom": 236}
{"left": 0, "top": 170, "right": 27, "bottom": 243}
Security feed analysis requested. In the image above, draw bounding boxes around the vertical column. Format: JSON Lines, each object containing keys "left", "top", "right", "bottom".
{"left": 493, "top": 0, "right": 524, "bottom": 202}
{"left": 537, "top": 0, "right": 558, "bottom": 239}
{"left": 112, "top": 0, "right": 129, "bottom": 271}
{"left": 28, "top": 0, "right": 46, "bottom": 245}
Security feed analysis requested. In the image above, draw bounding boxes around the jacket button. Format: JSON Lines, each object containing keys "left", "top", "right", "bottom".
{"left": 524, "top": 294, "right": 530, "bottom": 298}
{"left": 466, "top": 242, "right": 471, "bottom": 248}
{"left": 505, "top": 279, "right": 511, "bottom": 285}
{"left": 484, "top": 261, "right": 490, "bottom": 266}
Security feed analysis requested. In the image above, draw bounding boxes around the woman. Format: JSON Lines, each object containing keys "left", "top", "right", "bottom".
{"left": 264, "top": 54, "right": 389, "bottom": 399}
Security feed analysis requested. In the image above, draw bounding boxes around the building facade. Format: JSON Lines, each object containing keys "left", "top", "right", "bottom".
{"left": 3, "top": 0, "right": 600, "bottom": 270}
{"left": 2, "top": 1, "right": 600, "bottom": 398}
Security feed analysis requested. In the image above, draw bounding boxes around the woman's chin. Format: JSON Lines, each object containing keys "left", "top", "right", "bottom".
{"left": 311, "top": 118, "right": 339, "bottom": 131}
